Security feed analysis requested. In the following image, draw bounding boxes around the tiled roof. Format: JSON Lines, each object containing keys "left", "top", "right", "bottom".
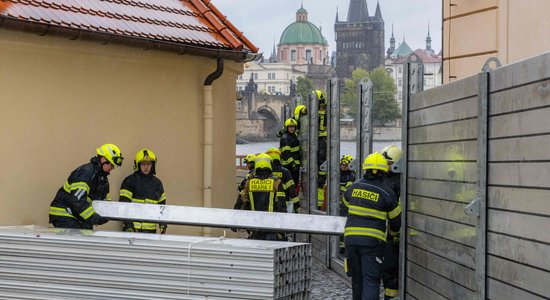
{"left": 393, "top": 49, "right": 442, "bottom": 64}
{"left": 0, "top": 0, "right": 259, "bottom": 60}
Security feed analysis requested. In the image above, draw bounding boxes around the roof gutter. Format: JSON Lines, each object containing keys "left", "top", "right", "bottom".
{"left": 0, "top": 16, "right": 262, "bottom": 62}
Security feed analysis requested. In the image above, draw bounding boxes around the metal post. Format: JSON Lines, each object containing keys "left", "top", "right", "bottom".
{"left": 356, "top": 78, "right": 373, "bottom": 178}
{"left": 308, "top": 92, "right": 319, "bottom": 213}
{"left": 475, "top": 71, "right": 489, "bottom": 300}
{"left": 328, "top": 78, "right": 341, "bottom": 266}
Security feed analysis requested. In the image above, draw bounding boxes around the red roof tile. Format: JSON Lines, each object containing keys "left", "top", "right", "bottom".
{"left": 0, "top": 0, "right": 259, "bottom": 60}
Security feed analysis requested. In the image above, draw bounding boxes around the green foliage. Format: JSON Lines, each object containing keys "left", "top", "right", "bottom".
{"left": 296, "top": 76, "right": 314, "bottom": 102}
{"left": 341, "top": 67, "right": 401, "bottom": 126}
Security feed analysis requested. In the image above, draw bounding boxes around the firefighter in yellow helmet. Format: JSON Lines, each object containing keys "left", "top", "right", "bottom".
{"left": 380, "top": 145, "right": 401, "bottom": 300}
{"left": 315, "top": 90, "right": 329, "bottom": 208}
{"left": 119, "top": 149, "right": 167, "bottom": 234}
{"left": 266, "top": 147, "right": 299, "bottom": 212}
{"left": 234, "top": 153, "right": 256, "bottom": 210}
{"left": 280, "top": 118, "right": 301, "bottom": 184}
{"left": 343, "top": 152, "right": 401, "bottom": 300}
{"left": 49, "top": 143, "right": 124, "bottom": 229}
{"left": 239, "top": 153, "right": 287, "bottom": 240}
{"left": 293, "top": 104, "right": 308, "bottom": 134}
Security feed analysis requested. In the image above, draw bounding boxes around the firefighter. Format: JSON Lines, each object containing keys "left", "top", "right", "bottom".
{"left": 381, "top": 145, "right": 401, "bottom": 300}
{"left": 266, "top": 147, "right": 299, "bottom": 212}
{"left": 49, "top": 143, "right": 123, "bottom": 229}
{"left": 316, "top": 90, "right": 328, "bottom": 209}
{"left": 280, "top": 118, "right": 301, "bottom": 185}
{"left": 339, "top": 154, "right": 357, "bottom": 256}
{"left": 293, "top": 104, "right": 307, "bottom": 135}
{"left": 119, "top": 149, "right": 167, "bottom": 234}
{"left": 239, "top": 153, "right": 287, "bottom": 240}
{"left": 234, "top": 153, "right": 256, "bottom": 210}
{"left": 344, "top": 152, "right": 401, "bottom": 300}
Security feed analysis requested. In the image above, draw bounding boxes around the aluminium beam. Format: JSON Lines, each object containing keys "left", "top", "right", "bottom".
{"left": 93, "top": 201, "right": 345, "bottom": 235}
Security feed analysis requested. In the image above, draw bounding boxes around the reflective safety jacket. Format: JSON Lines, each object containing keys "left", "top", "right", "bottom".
{"left": 49, "top": 157, "right": 110, "bottom": 229}
{"left": 240, "top": 171, "right": 286, "bottom": 213}
{"left": 280, "top": 131, "right": 301, "bottom": 172}
{"left": 344, "top": 174, "right": 401, "bottom": 253}
{"left": 119, "top": 171, "right": 167, "bottom": 233}
{"left": 271, "top": 160, "right": 299, "bottom": 209}
{"left": 339, "top": 170, "right": 357, "bottom": 216}
{"left": 318, "top": 109, "right": 327, "bottom": 137}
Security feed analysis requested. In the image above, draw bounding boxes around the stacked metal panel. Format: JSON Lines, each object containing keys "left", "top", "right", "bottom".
{"left": 0, "top": 226, "right": 311, "bottom": 300}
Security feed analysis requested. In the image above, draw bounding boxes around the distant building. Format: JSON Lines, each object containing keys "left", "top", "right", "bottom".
{"left": 335, "top": 0, "right": 385, "bottom": 78}
{"left": 236, "top": 5, "right": 332, "bottom": 95}
{"left": 385, "top": 27, "right": 442, "bottom": 108}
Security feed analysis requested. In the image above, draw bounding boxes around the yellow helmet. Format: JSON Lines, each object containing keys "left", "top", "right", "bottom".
{"left": 285, "top": 118, "right": 298, "bottom": 128}
{"left": 362, "top": 152, "right": 389, "bottom": 173}
{"left": 96, "top": 144, "right": 124, "bottom": 167}
{"left": 315, "top": 90, "right": 326, "bottom": 104}
{"left": 381, "top": 145, "right": 401, "bottom": 163}
{"left": 340, "top": 154, "right": 353, "bottom": 165}
{"left": 266, "top": 147, "right": 281, "bottom": 161}
{"left": 254, "top": 153, "right": 272, "bottom": 170}
{"left": 294, "top": 105, "right": 307, "bottom": 118}
{"left": 243, "top": 153, "right": 256, "bottom": 165}
{"left": 134, "top": 149, "right": 157, "bottom": 172}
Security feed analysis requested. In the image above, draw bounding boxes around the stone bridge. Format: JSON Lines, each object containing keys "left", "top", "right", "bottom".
{"left": 236, "top": 79, "right": 294, "bottom": 141}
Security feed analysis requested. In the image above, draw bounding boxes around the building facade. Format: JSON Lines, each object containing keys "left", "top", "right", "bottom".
{"left": 443, "top": 0, "right": 550, "bottom": 82}
{"left": 335, "top": 0, "right": 385, "bottom": 78}
{"left": 236, "top": 61, "right": 306, "bottom": 95}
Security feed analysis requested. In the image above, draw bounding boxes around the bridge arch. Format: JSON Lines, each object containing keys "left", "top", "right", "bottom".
{"left": 256, "top": 105, "right": 280, "bottom": 137}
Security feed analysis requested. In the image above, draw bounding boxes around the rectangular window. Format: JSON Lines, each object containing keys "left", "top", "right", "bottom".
{"left": 398, "top": 78, "right": 402, "bottom": 87}
{"left": 305, "top": 49, "right": 312, "bottom": 61}
{"left": 398, "top": 66, "right": 402, "bottom": 74}
{"left": 268, "top": 73, "right": 276, "bottom": 80}
{"left": 290, "top": 50, "right": 297, "bottom": 61}
{"left": 268, "top": 86, "right": 276, "bottom": 94}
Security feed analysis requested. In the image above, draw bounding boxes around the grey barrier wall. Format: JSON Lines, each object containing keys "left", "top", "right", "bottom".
{"left": 402, "top": 52, "right": 550, "bottom": 300}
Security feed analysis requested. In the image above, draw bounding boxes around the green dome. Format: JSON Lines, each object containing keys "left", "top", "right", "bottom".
{"left": 390, "top": 40, "right": 413, "bottom": 58}
{"left": 279, "top": 21, "right": 328, "bottom": 45}
{"left": 297, "top": 7, "right": 307, "bottom": 14}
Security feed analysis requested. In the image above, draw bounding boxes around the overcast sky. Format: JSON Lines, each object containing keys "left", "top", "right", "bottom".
{"left": 211, "top": 0, "right": 442, "bottom": 56}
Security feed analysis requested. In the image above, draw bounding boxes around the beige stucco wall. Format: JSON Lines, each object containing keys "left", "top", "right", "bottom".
{"left": 443, "top": 0, "right": 550, "bottom": 82}
{"left": 0, "top": 29, "right": 242, "bottom": 236}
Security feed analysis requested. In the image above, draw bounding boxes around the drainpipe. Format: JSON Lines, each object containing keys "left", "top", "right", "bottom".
{"left": 202, "top": 57, "right": 224, "bottom": 236}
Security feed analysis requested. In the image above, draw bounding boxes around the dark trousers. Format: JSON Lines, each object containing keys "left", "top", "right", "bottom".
{"left": 51, "top": 217, "right": 87, "bottom": 229}
{"left": 347, "top": 245, "right": 383, "bottom": 300}
{"left": 382, "top": 238, "right": 399, "bottom": 299}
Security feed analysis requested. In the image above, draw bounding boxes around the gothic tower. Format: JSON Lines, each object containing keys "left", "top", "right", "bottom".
{"left": 335, "top": 0, "right": 385, "bottom": 78}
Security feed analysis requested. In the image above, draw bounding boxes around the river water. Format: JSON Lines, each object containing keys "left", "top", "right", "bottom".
{"left": 236, "top": 141, "right": 402, "bottom": 158}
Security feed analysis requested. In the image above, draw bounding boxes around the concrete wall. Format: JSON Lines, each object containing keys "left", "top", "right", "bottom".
{"left": 0, "top": 29, "right": 242, "bottom": 236}
{"left": 442, "top": 0, "right": 550, "bottom": 82}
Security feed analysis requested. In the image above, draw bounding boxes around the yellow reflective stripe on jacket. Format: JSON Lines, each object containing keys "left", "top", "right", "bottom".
{"left": 291, "top": 196, "right": 300, "bottom": 203}
{"left": 282, "top": 179, "right": 295, "bottom": 190}
{"left": 131, "top": 198, "right": 145, "bottom": 203}
{"left": 388, "top": 203, "right": 402, "bottom": 219}
{"left": 159, "top": 193, "right": 167, "bottom": 202}
{"left": 317, "top": 188, "right": 325, "bottom": 206}
{"left": 63, "top": 181, "right": 71, "bottom": 193}
{"left": 132, "top": 222, "right": 157, "bottom": 230}
{"left": 341, "top": 196, "right": 349, "bottom": 207}
{"left": 49, "top": 206, "right": 76, "bottom": 219}
{"left": 281, "top": 145, "right": 291, "bottom": 152}
{"left": 86, "top": 197, "right": 92, "bottom": 204}
{"left": 290, "top": 146, "right": 300, "bottom": 152}
{"left": 105, "top": 193, "right": 112, "bottom": 201}
{"left": 344, "top": 227, "right": 386, "bottom": 242}
{"left": 385, "top": 288, "right": 398, "bottom": 297}
{"left": 79, "top": 206, "right": 96, "bottom": 220}
{"left": 282, "top": 157, "right": 295, "bottom": 164}
{"left": 120, "top": 189, "right": 133, "bottom": 199}
{"left": 348, "top": 205, "right": 387, "bottom": 220}
{"left": 70, "top": 182, "right": 90, "bottom": 192}
{"left": 145, "top": 198, "right": 160, "bottom": 204}
{"left": 268, "top": 192, "right": 275, "bottom": 212}
{"left": 276, "top": 191, "right": 286, "bottom": 198}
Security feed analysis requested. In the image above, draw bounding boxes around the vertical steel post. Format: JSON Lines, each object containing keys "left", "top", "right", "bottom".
{"left": 476, "top": 71, "right": 489, "bottom": 300}
{"left": 356, "top": 79, "right": 373, "bottom": 178}
{"left": 328, "top": 78, "right": 341, "bottom": 266}
{"left": 308, "top": 92, "right": 319, "bottom": 213}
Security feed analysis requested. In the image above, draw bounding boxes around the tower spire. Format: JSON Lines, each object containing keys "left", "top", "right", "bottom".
{"left": 426, "top": 21, "right": 432, "bottom": 51}
{"left": 387, "top": 23, "right": 396, "bottom": 57}
{"left": 346, "top": 0, "right": 369, "bottom": 22}
{"left": 374, "top": 1, "right": 383, "bottom": 21}
{"left": 335, "top": 4, "right": 339, "bottom": 22}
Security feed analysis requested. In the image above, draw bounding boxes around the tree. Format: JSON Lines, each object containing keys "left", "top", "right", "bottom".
{"left": 296, "top": 76, "right": 314, "bottom": 102}
{"left": 341, "top": 67, "right": 400, "bottom": 126}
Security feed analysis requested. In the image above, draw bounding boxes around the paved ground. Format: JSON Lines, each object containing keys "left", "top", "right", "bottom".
{"left": 310, "top": 259, "right": 352, "bottom": 299}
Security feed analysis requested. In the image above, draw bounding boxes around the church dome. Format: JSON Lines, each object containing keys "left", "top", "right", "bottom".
{"left": 279, "top": 5, "right": 328, "bottom": 45}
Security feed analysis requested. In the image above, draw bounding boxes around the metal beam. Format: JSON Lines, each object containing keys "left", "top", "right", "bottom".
{"left": 93, "top": 201, "right": 346, "bottom": 235}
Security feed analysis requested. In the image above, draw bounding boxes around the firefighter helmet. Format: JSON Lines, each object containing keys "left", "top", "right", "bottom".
{"left": 254, "top": 153, "right": 272, "bottom": 170}
{"left": 266, "top": 147, "right": 281, "bottom": 161}
{"left": 340, "top": 154, "right": 353, "bottom": 165}
{"left": 294, "top": 105, "right": 307, "bottom": 118}
{"left": 362, "top": 152, "right": 389, "bottom": 173}
{"left": 381, "top": 145, "right": 401, "bottom": 163}
{"left": 315, "top": 90, "right": 326, "bottom": 104}
{"left": 134, "top": 149, "right": 157, "bottom": 172}
{"left": 96, "top": 144, "right": 124, "bottom": 167}
{"left": 285, "top": 118, "right": 298, "bottom": 128}
{"left": 244, "top": 153, "right": 256, "bottom": 165}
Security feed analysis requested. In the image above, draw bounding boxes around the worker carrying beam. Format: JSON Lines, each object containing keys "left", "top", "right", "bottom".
{"left": 48, "top": 143, "right": 123, "bottom": 229}
{"left": 343, "top": 152, "right": 401, "bottom": 300}
{"left": 119, "top": 148, "right": 167, "bottom": 234}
